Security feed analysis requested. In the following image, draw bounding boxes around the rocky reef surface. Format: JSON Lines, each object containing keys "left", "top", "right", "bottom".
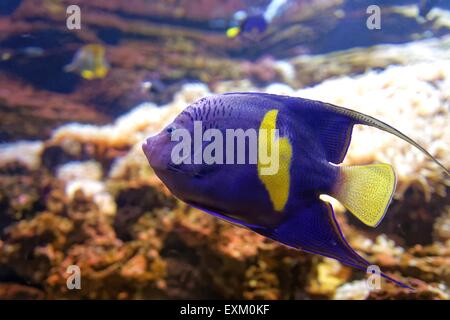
{"left": 0, "top": 55, "right": 448, "bottom": 299}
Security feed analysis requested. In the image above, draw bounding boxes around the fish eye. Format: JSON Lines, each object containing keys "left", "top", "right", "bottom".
{"left": 166, "top": 126, "right": 175, "bottom": 135}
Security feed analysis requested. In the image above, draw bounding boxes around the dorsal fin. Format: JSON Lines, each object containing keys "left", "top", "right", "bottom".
{"left": 244, "top": 93, "right": 448, "bottom": 174}
{"left": 294, "top": 101, "right": 356, "bottom": 164}
{"left": 320, "top": 101, "right": 449, "bottom": 175}
{"left": 251, "top": 93, "right": 357, "bottom": 164}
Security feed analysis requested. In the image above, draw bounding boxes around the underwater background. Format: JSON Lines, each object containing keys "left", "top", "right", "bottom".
{"left": 0, "top": 0, "right": 449, "bottom": 299}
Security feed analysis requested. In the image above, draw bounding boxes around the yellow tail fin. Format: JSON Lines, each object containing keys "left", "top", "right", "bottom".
{"left": 330, "top": 164, "right": 396, "bottom": 227}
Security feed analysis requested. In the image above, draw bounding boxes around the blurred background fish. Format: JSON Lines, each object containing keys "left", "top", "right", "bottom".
{"left": 0, "top": 47, "right": 45, "bottom": 62}
{"left": 226, "top": 0, "right": 287, "bottom": 39}
{"left": 64, "top": 44, "right": 109, "bottom": 80}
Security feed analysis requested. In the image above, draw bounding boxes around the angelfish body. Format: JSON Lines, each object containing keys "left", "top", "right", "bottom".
{"left": 143, "top": 93, "right": 448, "bottom": 288}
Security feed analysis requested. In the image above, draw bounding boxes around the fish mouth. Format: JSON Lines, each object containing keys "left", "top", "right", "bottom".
{"left": 142, "top": 139, "right": 150, "bottom": 155}
{"left": 142, "top": 136, "right": 172, "bottom": 172}
{"left": 142, "top": 137, "right": 156, "bottom": 162}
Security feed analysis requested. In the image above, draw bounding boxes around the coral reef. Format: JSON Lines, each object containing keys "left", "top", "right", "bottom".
{"left": 0, "top": 141, "right": 43, "bottom": 170}
{"left": 434, "top": 206, "right": 450, "bottom": 243}
{"left": 0, "top": 75, "right": 109, "bottom": 141}
{"left": 288, "top": 34, "right": 450, "bottom": 87}
{"left": 0, "top": 55, "right": 449, "bottom": 299}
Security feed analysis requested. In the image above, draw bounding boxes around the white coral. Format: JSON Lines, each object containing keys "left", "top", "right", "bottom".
{"left": 57, "top": 161, "right": 116, "bottom": 217}
{"left": 0, "top": 141, "right": 43, "bottom": 170}
{"left": 333, "top": 280, "right": 370, "bottom": 300}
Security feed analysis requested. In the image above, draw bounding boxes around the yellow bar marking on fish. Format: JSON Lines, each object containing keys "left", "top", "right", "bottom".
{"left": 258, "top": 109, "right": 292, "bottom": 212}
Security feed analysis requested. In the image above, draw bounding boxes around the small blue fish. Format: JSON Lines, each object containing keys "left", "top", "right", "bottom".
{"left": 226, "top": 0, "right": 286, "bottom": 38}
{"left": 143, "top": 93, "right": 448, "bottom": 288}
{"left": 227, "top": 15, "right": 268, "bottom": 38}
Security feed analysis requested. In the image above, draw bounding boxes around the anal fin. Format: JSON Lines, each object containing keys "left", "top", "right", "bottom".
{"left": 260, "top": 201, "right": 369, "bottom": 268}
{"left": 254, "top": 200, "right": 411, "bottom": 289}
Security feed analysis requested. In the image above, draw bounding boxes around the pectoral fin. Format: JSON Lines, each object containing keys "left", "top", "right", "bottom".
{"left": 187, "top": 201, "right": 261, "bottom": 230}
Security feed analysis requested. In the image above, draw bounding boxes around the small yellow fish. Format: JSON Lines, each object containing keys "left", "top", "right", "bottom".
{"left": 64, "top": 44, "right": 109, "bottom": 80}
{"left": 226, "top": 26, "right": 241, "bottom": 38}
